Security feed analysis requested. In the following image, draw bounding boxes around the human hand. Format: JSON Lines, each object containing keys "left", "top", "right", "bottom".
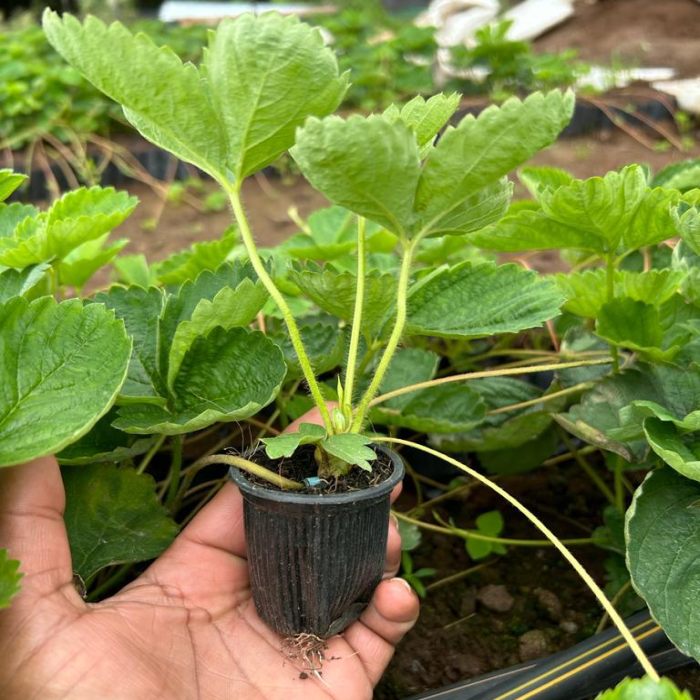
{"left": 0, "top": 408, "right": 418, "bottom": 699}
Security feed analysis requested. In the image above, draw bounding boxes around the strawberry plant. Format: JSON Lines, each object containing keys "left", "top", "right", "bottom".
{"left": 0, "top": 8, "right": 697, "bottom": 694}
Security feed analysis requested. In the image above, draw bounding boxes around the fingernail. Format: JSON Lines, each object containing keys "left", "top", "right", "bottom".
{"left": 390, "top": 577, "right": 413, "bottom": 593}
{"left": 389, "top": 513, "right": 399, "bottom": 530}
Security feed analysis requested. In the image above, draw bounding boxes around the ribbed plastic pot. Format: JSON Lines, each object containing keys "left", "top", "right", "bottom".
{"left": 228, "top": 445, "right": 404, "bottom": 638}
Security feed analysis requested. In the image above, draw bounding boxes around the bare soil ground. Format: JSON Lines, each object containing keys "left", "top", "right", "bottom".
{"left": 535, "top": 0, "right": 700, "bottom": 78}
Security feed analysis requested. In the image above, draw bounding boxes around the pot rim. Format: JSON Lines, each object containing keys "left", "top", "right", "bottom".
{"left": 228, "top": 443, "right": 404, "bottom": 505}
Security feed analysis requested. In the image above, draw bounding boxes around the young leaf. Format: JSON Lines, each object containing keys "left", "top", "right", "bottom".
{"left": 383, "top": 92, "right": 460, "bottom": 156}
{"left": 204, "top": 13, "right": 347, "bottom": 180}
{"left": 596, "top": 676, "right": 692, "bottom": 700}
{"left": 0, "top": 549, "right": 22, "bottom": 609}
{"left": 321, "top": 433, "right": 376, "bottom": 472}
{"left": 0, "top": 186, "right": 136, "bottom": 269}
{"left": 62, "top": 464, "right": 178, "bottom": 581}
{"left": 262, "top": 422, "right": 326, "bottom": 459}
{"left": 0, "top": 202, "right": 38, "bottom": 237}
{"left": 414, "top": 91, "right": 574, "bottom": 237}
{"left": 0, "top": 297, "right": 131, "bottom": 467}
{"left": 467, "top": 510, "right": 505, "bottom": 560}
{"left": 0, "top": 170, "right": 26, "bottom": 202}
{"left": 0, "top": 264, "right": 49, "bottom": 303}
{"left": 292, "top": 114, "right": 421, "bottom": 236}
{"left": 626, "top": 468, "right": 700, "bottom": 663}
{"left": 651, "top": 158, "right": 700, "bottom": 191}
{"left": 475, "top": 166, "right": 680, "bottom": 254}
{"left": 43, "top": 11, "right": 227, "bottom": 179}
{"left": 113, "top": 327, "right": 286, "bottom": 435}
{"left": 406, "top": 262, "right": 564, "bottom": 339}
{"left": 57, "top": 235, "right": 128, "bottom": 290}
{"left": 519, "top": 165, "right": 573, "bottom": 196}
{"left": 153, "top": 231, "right": 237, "bottom": 285}
{"left": 674, "top": 202, "right": 700, "bottom": 256}
{"left": 113, "top": 254, "right": 155, "bottom": 289}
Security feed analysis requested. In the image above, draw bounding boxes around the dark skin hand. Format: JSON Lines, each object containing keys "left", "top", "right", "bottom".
{"left": 0, "top": 408, "right": 418, "bottom": 699}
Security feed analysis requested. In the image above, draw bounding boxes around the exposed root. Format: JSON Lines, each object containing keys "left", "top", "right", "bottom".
{"left": 282, "top": 633, "right": 328, "bottom": 677}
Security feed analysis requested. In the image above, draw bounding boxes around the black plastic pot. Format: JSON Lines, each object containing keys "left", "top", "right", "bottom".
{"left": 228, "top": 445, "right": 404, "bottom": 638}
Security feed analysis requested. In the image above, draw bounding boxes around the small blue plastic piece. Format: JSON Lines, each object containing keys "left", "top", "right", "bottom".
{"left": 303, "top": 476, "right": 324, "bottom": 488}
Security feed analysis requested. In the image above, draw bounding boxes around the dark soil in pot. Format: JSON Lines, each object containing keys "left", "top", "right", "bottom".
{"left": 229, "top": 444, "right": 404, "bottom": 638}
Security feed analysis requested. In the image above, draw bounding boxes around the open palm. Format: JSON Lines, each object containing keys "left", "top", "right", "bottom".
{"left": 0, "top": 447, "right": 417, "bottom": 699}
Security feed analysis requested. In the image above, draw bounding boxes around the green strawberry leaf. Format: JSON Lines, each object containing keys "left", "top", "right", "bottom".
{"left": 57, "top": 410, "right": 156, "bottom": 465}
{"left": 321, "top": 433, "right": 376, "bottom": 472}
{"left": 153, "top": 230, "right": 237, "bottom": 285}
{"left": 292, "top": 114, "right": 421, "bottom": 236}
{"left": 204, "top": 13, "right": 347, "bottom": 180}
{"left": 57, "top": 235, "right": 128, "bottom": 290}
{"left": 0, "top": 186, "right": 136, "bottom": 269}
{"left": 414, "top": 91, "right": 573, "bottom": 238}
{"left": 93, "top": 285, "right": 167, "bottom": 405}
{"left": 0, "top": 171, "right": 27, "bottom": 202}
{"left": 626, "top": 468, "right": 700, "bottom": 665}
{"left": 291, "top": 264, "right": 396, "bottom": 339}
{"left": 557, "top": 269, "right": 684, "bottom": 318}
{"left": 374, "top": 383, "right": 486, "bottom": 433}
{"left": 406, "top": 262, "right": 564, "bottom": 339}
{"left": 0, "top": 549, "right": 22, "bottom": 609}
{"left": 596, "top": 296, "right": 697, "bottom": 363}
{"left": 44, "top": 11, "right": 228, "bottom": 179}
{"left": 167, "top": 278, "right": 268, "bottom": 389}
{"left": 113, "top": 327, "right": 286, "bottom": 435}
{"left": 383, "top": 92, "right": 460, "bottom": 156}
{"left": 431, "top": 377, "right": 553, "bottom": 453}
{"left": 62, "top": 464, "right": 178, "bottom": 581}
{"left": 519, "top": 165, "right": 573, "bottom": 196}
{"left": 0, "top": 297, "right": 131, "bottom": 467}
{"left": 596, "top": 676, "right": 692, "bottom": 700}
{"left": 270, "top": 319, "right": 344, "bottom": 379}
{"left": 643, "top": 418, "right": 700, "bottom": 482}
{"left": 0, "top": 264, "right": 49, "bottom": 303}
{"left": 262, "top": 422, "right": 326, "bottom": 459}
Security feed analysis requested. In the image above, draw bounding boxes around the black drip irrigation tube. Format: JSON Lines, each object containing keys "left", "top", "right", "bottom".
{"left": 407, "top": 610, "right": 695, "bottom": 700}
